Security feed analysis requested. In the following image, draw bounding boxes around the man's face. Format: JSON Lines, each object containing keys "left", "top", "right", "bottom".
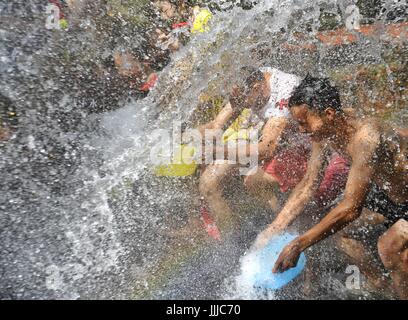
{"left": 230, "top": 79, "right": 268, "bottom": 113}
{"left": 156, "top": 1, "right": 176, "bottom": 20}
{"left": 246, "top": 80, "right": 269, "bottom": 112}
{"left": 114, "top": 52, "right": 144, "bottom": 78}
{"left": 290, "top": 104, "right": 334, "bottom": 142}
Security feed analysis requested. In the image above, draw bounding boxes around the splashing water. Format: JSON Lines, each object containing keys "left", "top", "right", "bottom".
{"left": 0, "top": 0, "right": 406, "bottom": 299}
{"left": 223, "top": 248, "right": 278, "bottom": 300}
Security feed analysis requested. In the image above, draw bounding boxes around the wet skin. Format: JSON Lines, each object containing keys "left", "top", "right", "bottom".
{"left": 290, "top": 104, "right": 408, "bottom": 203}
{"left": 198, "top": 71, "right": 287, "bottom": 162}
{"left": 270, "top": 104, "right": 408, "bottom": 298}
{"left": 197, "top": 72, "right": 313, "bottom": 231}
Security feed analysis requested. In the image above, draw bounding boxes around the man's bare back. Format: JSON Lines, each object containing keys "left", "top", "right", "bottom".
{"left": 327, "top": 116, "right": 408, "bottom": 203}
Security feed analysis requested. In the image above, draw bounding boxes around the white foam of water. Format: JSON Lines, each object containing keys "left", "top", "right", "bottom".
{"left": 222, "top": 249, "right": 276, "bottom": 300}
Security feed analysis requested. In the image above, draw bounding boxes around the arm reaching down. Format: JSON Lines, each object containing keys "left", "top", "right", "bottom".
{"left": 197, "top": 102, "right": 235, "bottom": 135}
{"left": 245, "top": 116, "right": 288, "bottom": 162}
{"left": 197, "top": 85, "right": 248, "bottom": 135}
{"left": 254, "top": 141, "right": 328, "bottom": 249}
{"left": 273, "top": 130, "right": 380, "bottom": 273}
{"left": 210, "top": 115, "right": 290, "bottom": 162}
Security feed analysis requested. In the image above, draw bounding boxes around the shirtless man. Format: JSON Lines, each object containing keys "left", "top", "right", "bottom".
{"left": 255, "top": 75, "right": 408, "bottom": 299}
{"left": 197, "top": 69, "right": 349, "bottom": 236}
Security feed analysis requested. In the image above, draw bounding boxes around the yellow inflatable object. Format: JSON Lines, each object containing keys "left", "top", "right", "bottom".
{"left": 154, "top": 109, "right": 253, "bottom": 177}
{"left": 222, "top": 108, "right": 252, "bottom": 143}
{"left": 154, "top": 145, "right": 198, "bottom": 177}
{"left": 191, "top": 8, "right": 212, "bottom": 33}
{"left": 59, "top": 18, "right": 69, "bottom": 30}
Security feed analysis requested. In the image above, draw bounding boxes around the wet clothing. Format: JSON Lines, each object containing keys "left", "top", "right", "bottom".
{"left": 365, "top": 183, "right": 408, "bottom": 227}
{"left": 366, "top": 130, "right": 408, "bottom": 226}
{"left": 316, "top": 154, "right": 350, "bottom": 203}
{"left": 263, "top": 150, "right": 350, "bottom": 204}
{"left": 262, "top": 144, "right": 309, "bottom": 193}
{"left": 200, "top": 203, "right": 221, "bottom": 241}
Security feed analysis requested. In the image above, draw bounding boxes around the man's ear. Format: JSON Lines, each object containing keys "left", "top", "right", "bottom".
{"left": 324, "top": 107, "right": 336, "bottom": 121}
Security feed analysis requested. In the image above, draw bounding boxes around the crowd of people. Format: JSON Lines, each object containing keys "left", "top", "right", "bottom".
{"left": 4, "top": 0, "right": 405, "bottom": 300}
{"left": 39, "top": 0, "right": 214, "bottom": 114}
{"left": 160, "top": 65, "right": 407, "bottom": 299}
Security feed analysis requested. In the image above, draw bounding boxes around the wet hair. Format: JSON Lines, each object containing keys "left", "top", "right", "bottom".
{"left": 289, "top": 75, "right": 342, "bottom": 113}
{"left": 245, "top": 70, "right": 265, "bottom": 89}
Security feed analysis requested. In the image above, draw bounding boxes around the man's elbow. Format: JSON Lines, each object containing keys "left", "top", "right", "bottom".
{"left": 342, "top": 210, "right": 361, "bottom": 224}
{"left": 336, "top": 201, "right": 363, "bottom": 224}
{"left": 258, "top": 142, "right": 277, "bottom": 161}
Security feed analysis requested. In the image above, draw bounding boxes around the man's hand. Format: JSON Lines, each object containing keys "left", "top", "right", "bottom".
{"left": 273, "top": 239, "right": 302, "bottom": 273}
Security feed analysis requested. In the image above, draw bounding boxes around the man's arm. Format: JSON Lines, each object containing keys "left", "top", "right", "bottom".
{"left": 211, "top": 116, "right": 289, "bottom": 161}
{"left": 245, "top": 116, "right": 288, "bottom": 161}
{"left": 273, "top": 130, "right": 380, "bottom": 272}
{"left": 296, "top": 137, "right": 378, "bottom": 251}
{"left": 197, "top": 102, "right": 235, "bottom": 136}
{"left": 253, "top": 141, "right": 327, "bottom": 248}
{"left": 198, "top": 83, "right": 249, "bottom": 135}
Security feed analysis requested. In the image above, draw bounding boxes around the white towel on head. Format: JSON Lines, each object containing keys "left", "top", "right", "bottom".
{"left": 259, "top": 67, "right": 301, "bottom": 120}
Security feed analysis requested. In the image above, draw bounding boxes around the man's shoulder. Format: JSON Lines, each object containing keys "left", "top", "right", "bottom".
{"left": 263, "top": 116, "right": 288, "bottom": 129}
{"left": 356, "top": 118, "right": 381, "bottom": 137}
{"left": 351, "top": 119, "right": 382, "bottom": 151}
